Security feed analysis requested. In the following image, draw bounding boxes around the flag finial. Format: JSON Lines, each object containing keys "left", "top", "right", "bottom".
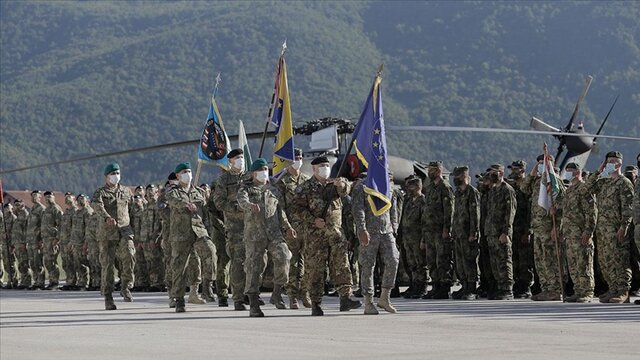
{"left": 376, "top": 63, "right": 384, "bottom": 77}
{"left": 281, "top": 39, "right": 287, "bottom": 56}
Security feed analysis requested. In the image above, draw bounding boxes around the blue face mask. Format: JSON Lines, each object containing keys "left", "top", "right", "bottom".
{"left": 602, "top": 163, "right": 616, "bottom": 177}
{"left": 564, "top": 171, "right": 575, "bottom": 181}
{"left": 537, "top": 164, "right": 545, "bottom": 173}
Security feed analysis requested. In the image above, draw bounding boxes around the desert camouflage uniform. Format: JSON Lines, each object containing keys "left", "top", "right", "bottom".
{"left": 13, "top": 207, "right": 30, "bottom": 287}
{"left": 452, "top": 185, "right": 480, "bottom": 284}
{"left": 70, "top": 205, "right": 93, "bottom": 287}
{"left": 141, "top": 196, "right": 164, "bottom": 289}
{"left": 484, "top": 181, "right": 516, "bottom": 293}
{"left": 26, "top": 202, "right": 46, "bottom": 287}
{"left": 422, "top": 179, "right": 454, "bottom": 287}
{"left": 41, "top": 203, "right": 62, "bottom": 285}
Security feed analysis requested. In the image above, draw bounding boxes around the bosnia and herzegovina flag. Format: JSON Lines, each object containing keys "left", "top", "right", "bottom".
{"left": 353, "top": 73, "right": 391, "bottom": 216}
{"left": 269, "top": 55, "right": 295, "bottom": 177}
{"left": 198, "top": 90, "right": 231, "bottom": 169}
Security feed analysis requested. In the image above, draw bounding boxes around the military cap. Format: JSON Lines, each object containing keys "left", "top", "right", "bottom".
{"left": 452, "top": 166, "right": 469, "bottom": 176}
{"left": 565, "top": 162, "right": 581, "bottom": 170}
{"left": 135, "top": 185, "right": 143, "bottom": 191}
{"left": 30, "top": 190, "right": 40, "bottom": 195}
{"left": 44, "top": 191, "right": 53, "bottom": 196}
{"left": 174, "top": 162, "right": 191, "bottom": 173}
{"left": 406, "top": 175, "right": 422, "bottom": 185}
{"left": 624, "top": 165, "right": 638, "bottom": 174}
{"left": 311, "top": 156, "right": 330, "bottom": 165}
{"left": 428, "top": 160, "right": 443, "bottom": 168}
{"left": 104, "top": 162, "right": 120, "bottom": 176}
{"left": 249, "top": 158, "right": 269, "bottom": 172}
{"left": 536, "top": 154, "right": 554, "bottom": 162}
{"left": 508, "top": 160, "right": 526, "bottom": 169}
{"left": 605, "top": 151, "right": 623, "bottom": 160}
{"left": 488, "top": 164, "right": 504, "bottom": 172}
{"left": 227, "top": 148, "right": 243, "bottom": 159}
{"left": 168, "top": 172, "right": 177, "bottom": 181}
{"left": 294, "top": 148, "right": 303, "bottom": 157}
{"left": 14, "top": 199, "right": 23, "bottom": 204}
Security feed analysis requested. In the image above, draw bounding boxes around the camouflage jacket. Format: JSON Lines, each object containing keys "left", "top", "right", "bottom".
{"left": 400, "top": 193, "right": 426, "bottom": 240}
{"left": 166, "top": 185, "right": 209, "bottom": 242}
{"left": 130, "top": 202, "right": 144, "bottom": 241}
{"left": 141, "top": 199, "right": 162, "bottom": 243}
{"left": 293, "top": 176, "right": 351, "bottom": 233}
{"left": 85, "top": 212, "right": 98, "bottom": 244}
{"left": 586, "top": 173, "right": 634, "bottom": 229}
{"left": 559, "top": 180, "right": 597, "bottom": 239}
{"left": 212, "top": 171, "right": 248, "bottom": 231}
{"left": 92, "top": 184, "right": 134, "bottom": 241}
{"left": 509, "top": 177, "right": 531, "bottom": 235}
{"left": 1, "top": 210, "right": 16, "bottom": 245}
{"left": 26, "top": 202, "right": 45, "bottom": 244}
{"left": 60, "top": 207, "right": 75, "bottom": 245}
{"left": 41, "top": 204, "right": 62, "bottom": 241}
{"left": 237, "top": 180, "right": 292, "bottom": 241}
{"left": 521, "top": 174, "right": 565, "bottom": 231}
{"left": 479, "top": 188, "right": 489, "bottom": 236}
{"left": 422, "top": 178, "right": 454, "bottom": 232}
{"left": 275, "top": 171, "right": 310, "bottom": 226}
{"left": 484, "top": 181, "right": 516, "bottom": 237}
{"left": 390, "top": 186, "right": 404, "bottom": 234}
{"left": 634, "top": 180, "right": 640, "bottom": 225}
{"left": 11, "top": 208, "right": 29, "bottom": 244}
{"left": 71, "top": 206, "right": 94, "bottom": 245}
{"left": 351, "top": 180, "right": 393, "bottom": 235}
{"left": 452, "top": 185, "right": 480, "bottom": 238}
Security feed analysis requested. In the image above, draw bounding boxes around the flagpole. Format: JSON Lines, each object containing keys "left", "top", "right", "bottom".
{"left": 194, "top": 73, "right": 223, "bottom": 186}
{"left": 259, "top": 40, "right": 287, "bottom": 157}
{"left": 544, "top": 142, "right": 566, "bottom": 302}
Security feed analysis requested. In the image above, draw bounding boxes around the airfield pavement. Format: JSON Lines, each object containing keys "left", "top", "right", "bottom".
{"left": 1, "top": 288, "right": 639, "bottom": 360}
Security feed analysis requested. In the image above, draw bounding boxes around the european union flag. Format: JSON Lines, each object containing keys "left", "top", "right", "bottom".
{"left": 198, "top": 91, "right": 231, "bottom": 169}
{"left": 269, "top": 55, "right": 295, "bottom": 177}
{"left": 353, "top": 73, "right": 391, "bottom": 215}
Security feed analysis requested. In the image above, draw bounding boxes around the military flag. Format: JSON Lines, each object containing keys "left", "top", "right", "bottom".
{"left": 237, "top": 120, "right": 253, "bottom": 172}
{"left": 538, "top": 143, "right": 561, "bottom": 211}
{"left": 268, "top": 45, "right": 295, "bottom": 177}
{"left": 197, "top": 74, "right": 231, "bottom": 169}
{"left": 352, "top": 69, "right": 391, "bottom": 215}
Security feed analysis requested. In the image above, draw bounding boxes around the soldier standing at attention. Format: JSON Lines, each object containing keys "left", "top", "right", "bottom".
{"left": 141, "top": 184, "right": 165, "bottom": 292}
{"left": 2, "top": 203, "right": 18, "bottom": 289}
{"left": 60, "top": 193, "right": 77, "bottom": 291}
{"left": 26, "top": 190, "right": 46, "bottom": 289}
{"left": 507, "top": 160, "right": 534, "bottom": 298}
{"left": 70, "top": 194, "right": 94, "bottom": 290}
{"left": 207, "top": 182, "right": 230, "bottom": 307}
{"left": 41, "top": 192, "right": 62, "bottom": 290}
{"left": 13, "top": 199, "right": 30, "bottom": 289}
{"left": 92, "top": 163, "right": 136, "bottom": 310}
{"left": 400, "top": 176, "right": 428, "bottom": 299}
{"left": 634, "top": 154, "right": 640, "bottom": 305}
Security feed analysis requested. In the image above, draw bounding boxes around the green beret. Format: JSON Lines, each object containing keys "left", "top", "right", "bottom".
{"left": 227, "top": 148, "right": 243, "bottom": 159}
{"left": 489, "top": 164, "right": 504, "bottom": 172}
{"left": 104, "top": 162, "right": 120, "bottom": 176}
{"left": 452, "top": 166, "right": 469, "bottom": 176}
{"left": 250, "top": 158, "right": 269, "bottom": 172}
{"left": 311, "top": 156, "right": 330, "bottom": 165}
{"left": 294, "top": 148, "right": 303, "bottom": 157}
{"left": 428, "top": 161, "right": 443, "bottom": 168}
{"left": 605, "top": 151, "right": 623, "bottom": 160}
{"left": 174, "top": 162, "right": 191, "bottom": 173}
{"left": 508, "top": 160, "right": 526, "bottom": 169}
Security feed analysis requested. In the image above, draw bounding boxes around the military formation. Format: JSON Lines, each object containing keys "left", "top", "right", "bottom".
{"left": 1, "top": 149, "right": 639, "bottom": 316}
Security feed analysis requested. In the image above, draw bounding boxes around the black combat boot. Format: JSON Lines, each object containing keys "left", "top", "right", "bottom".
{"left": 175, "top": 297, "right": 186, "bottom": 313}
{"left": 104, "top": 293, "right": 117, "bottom": 311}
{"left": 433, "top": 284, "right": 450, "bottom": 299}
{"left": 422, "top": 283, "right": 440, "bottom": 299}
{"left": 249, "top": 294, "right": 265, "bottom": 317}
{"left": 218, "top": 296, "right": 229, "bottom": 307}
{"left": 339, "top": 294, "right": 362, "bottom": 311}
{"left": 390, "top": 284, "right": 401, "bottom": 298}
{"left": 44, "top": 281, "right": 59, "bottom": 290}
{"left": 311, "top": 302, "right": 324, "bottom": 316}
{"left": 451, "top": 283, "right": 466, "bottom": 300}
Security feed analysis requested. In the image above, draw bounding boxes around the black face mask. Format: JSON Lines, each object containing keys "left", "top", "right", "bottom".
{"left": 489, "top": 173, "right": 500, "bottom": 183}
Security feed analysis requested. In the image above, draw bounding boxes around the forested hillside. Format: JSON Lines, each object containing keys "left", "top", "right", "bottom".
{"left": 1, "top": 1, "right": 638, "bottom": 193}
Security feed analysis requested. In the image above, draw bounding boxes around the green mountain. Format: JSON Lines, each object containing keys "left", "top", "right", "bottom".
{"left": 1, "top": 1, "right": 638, "bottom": 194}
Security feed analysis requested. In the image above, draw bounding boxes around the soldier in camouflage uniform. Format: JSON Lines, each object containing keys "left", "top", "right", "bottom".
{"left": 92, "top": 163, "right": 136, "bottom": 310}
{"left": 70, "top": 195, "right": 94, "bottom": 290}
{"left": 207, "top": 182, "right": 230, "bottom": 306}
{"left": 293, "top": 156, "right": 361, "bottom": 316}
{"left": 237, "top": 158, "right": 293, "bottom": 317}
{"left": 484, "top": 164, "right": 517, "bottom": 300}
{"left": 521, "top": 154, "right": 565, "bottom": 301}
{"left": 60, "top": 193, "right": 77, "bottom": 290}
{"left": 507, "top": 160, "right": 534, "bottom": 298}
{"left": 212, "top": 149, "right": 249, "bottom": 310}
{"left": 451, "top": 166, "right": 481, "bottom": 300}
{"left": 557, "top": 163, "right": 596, "bottom": 302}
{"left": 400, "top": 176, "right": 428, "bottom": 298}
{"left": 352, "top": 177, "right": 399, "bottom": 315}
{"left": 586, "top": 151, "right": 634, "bottom": 303}
{"left": 475, "top": 172, "right": 495, "bottom": 297}
{"left": 1, "top": 203, "right": 18, "bottom": 288}
{"left": 26, "top": 191, "right": 46, "bottom": 289}
{"left": 131, "top": 194, "right": 148, "bottom": 291}
{"left": 421, "top": 161, "right": 454, "bottom": 299}
{"left": 159, "top": 173, "right": 179, "bottom": 307}
{"left": 274, "top": 148, "right": 311, "bottom": 309}
{"left": 85, "top": 207, "right": 101, "bottom": 291}
{"left": 634, "top": 154, "right": 640, "bottom": 305}
{"left": 140, "top": 184, "right": 164, "bottom": 292}
{"left": 41, "top": 192, "right": 62, "bottom": 289}
{"left": 165, "top": 162, "right": 216, "bottom": 313}
{"left": 12, "top": 199, "right": 30, "bottom": 289}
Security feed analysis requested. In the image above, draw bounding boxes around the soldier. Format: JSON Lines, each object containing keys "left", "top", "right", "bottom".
{"left": 59, "top": 193, "right": 77, "bottom": 291}
{"left": 91, "top": 163, "right": 136, "bottom": 310}
{"left": 159, "top": 174, "right": 179, "bottom": 307}
{"left": 634, "top": 154, "right": 640, "bottom": 305}
{"left": 521, "top": 154, "right": 565, "bottom": 301}
{"left": 26, "top": 190, "right": 46, "bottom": 289}
{"left": 484, "top": 164, "right": 517, "bottom": 300}
{"left": 12, "top": 199, "right": 30, "bottom": 289}
{"left": 212, "top": 148, "right": 249, "bottom": 310}
{"left": 70, "top": 194, "right": 93, "bottom": 290}
{"left": 166, "top": 162, "right": 217, "bottom": 313}
{"left": 451, "top": 166, "right": 481, "bottom": 300}
{"left": 141, "top": 184, "right": 164, "bottom": 292}
{"left": 586, "top": 151, "right": 634, "bottom": 303}
{"left": 207, "top": 182, "right": 230, "bottom": 306}
{"left": 1, "top": 203, "right": 18, "bottom": 289}
{"left": 293, "top": 156, "right": 361, "bottom": 316}
{"left": 352, "top": 175, "right": 399, "bottom": 315}
{"left": 400, "top": 176, "right": 428, "bottom": 299}
{"left": 421, "top": 161, "right": 454, "bottom": 299}
{"left": 130, "top": 194, "right": 148, "bottom": 291}
{"left": 85, "top": 205, "right": 101, "bottom": 291}
{"left": 274, "top": 148, "right": 311, "bottom": 309}
{"left": 507, "top": 160, "right": 535, "bottom": 298}
{"left": 557, "top": 163, "right": 596, "bottom": 302}
{"left": 475, "top": 172, "right": 495, "bottom": 297}
{"left": 41, "top": 192, "right": 62, "bottom": 290}
{"left": 237, "top": 158, "right": 294, "bottom": 317}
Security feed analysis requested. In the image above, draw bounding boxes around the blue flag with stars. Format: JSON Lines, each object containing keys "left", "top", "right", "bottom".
{"left": 352, "top": 74, "right": 391, "bottom": 215}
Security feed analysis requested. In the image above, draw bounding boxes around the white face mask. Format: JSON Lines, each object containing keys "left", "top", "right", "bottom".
{"left": 317, "top": 166, "right": 331, "bottom": 179}
{"left": 179, "top": 172, "right": 192, "bottom": 185}
{"left": 255, "top": 170, "right": 269, "bottom": 183}
{"left": 602, "top": 163, "right": 616, "bottom": 177}
{"left": 232, "top": 158, "right": 245, "bottom": 171}
{"left": 108, "top": 174, "right": 121, "bottom": 185}
{"left": 292, "top": 160, "right": 303, "bottom": 170}
{"left": 564, "top": 171, "right": 575, "bottom": 181}
{"left": 537, "top": 164, "right": 545, "bottom": 173}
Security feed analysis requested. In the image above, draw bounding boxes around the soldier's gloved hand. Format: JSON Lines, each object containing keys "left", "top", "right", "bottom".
{"left": 499, "top": 233, "right": 510, "bottom": 244}
{"left": 581, "top": 233, "right": 593, "bottom": 246}
{"left": 286, "top": 228, "right": 297, "bottom": 240}
{"left": 616, "top": 227, "right": 627, "bottom": 243}
{"left": 250, "top": 203, "right": 261, "bottom": 213}
{"left": 442, "top": 229, "right": 451, "bottom": 240}
{"left": 314, "top": 218, "right": 326, "bottom": 229}
{"left": 106, "top": 217, "right": 117, "bottom": 226}
{"left": 358, "top": 230, "right": 370, "bottom": 247}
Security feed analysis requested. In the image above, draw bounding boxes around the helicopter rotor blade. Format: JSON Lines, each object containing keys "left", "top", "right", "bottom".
{"left": 593, "top": 95, "right": 619, "bottom": 142}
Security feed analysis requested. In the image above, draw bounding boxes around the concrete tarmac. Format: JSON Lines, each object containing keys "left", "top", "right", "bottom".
{"left": 1, "top": 289, "right": 639, "bottom": 360}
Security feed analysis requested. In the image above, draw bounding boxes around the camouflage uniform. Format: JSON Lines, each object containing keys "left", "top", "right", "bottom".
{"left": 1, "top": 209, "right": 18, "bottom": 287}
{"left": 294, "top": 176, "right": 354, "bottom": 303}
{"left": 477, "top": 183, "right": 495, "bottom": 295}
{"left": 237, "top": 180, "right": 292, "bottom": 296}
{"left": 26, "top": 202, "right": 46, "bottom": 287}
{"left": 91, "top": 184, "right": 136, "bottom": 295}
{"left": 165, "top": 185, "right": 216, "bottom": 301}
{"left": 70, "top": 204, "right": 93, "bottom": 288}
{"left": 207, "top": 189, "right": 229, "bottom": 299}
{"left": 634, "top": 180, "right": 640, "bottom": 260}
{"left": 60, "top": 206, "right": 76, "bottom": 287}
{"left": 485, "top": 181, "right": 516, "bottom": 295}
{"left": 130, "top": 200, "right": 148, "bottom": 288}
{"left": 400, "top": 191, "right": 428, "bottom": 294}
{"left": 212, "top": 171, "right": 248, "bottom": 304}
{"left": 141, "top": 196, "right": 164, "bottom": 289}
{"left": 509, "top": 177, "right": 534, "bottom": 295}
{"left": 452, "top": 185, "right": 480, "bottom": 287}
{"left": 422, "top": 178, "right": 454, "bottom": 290}
{"left": 85, "top": 212, "right": 101, "bottom": 289}
{"left": 351, "top": 181, "right": 399, "bottom": 296}
{"left": 158, "top": 184, "right": 176, "bottom": 294}
{"left": 41, "top": 202, "right": 62, "bottom": 285}
{"left": 275, "top": 171, "right": 310, "bottom": 301}
{"left": 559, "top": 179, "right": 596, "bottom": 298}
{"left": 12, "top": 206, "right": 30, "bottom": 287}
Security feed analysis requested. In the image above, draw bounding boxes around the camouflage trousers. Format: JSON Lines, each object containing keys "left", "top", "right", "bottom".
{"left": 565, "top": 237, "right": 594, "bottom": 297}
{"left": 479, "top": 235, "right": 496, "bottom": 292}
{"left": 28, "top": 243, "right": 45, "bottom": 287}
{"left": 71, "top": 244, "right": 90, "bottom": 287}
{"left": 1, "top": 242, "right": 18, "bottom": 286}
{"left": 42, "top": 239, "right": 60, "bottom": 283}
{"left": 359, "top": 233, "right": 399, "bottom": 296}
{"left": 212, "top": 227, "right": 229, "bottom": 297}
{"left": 596, "top": 223, "right": 631, "bottom": 293}
{"left": 512, "top": 229, "right": 534, "bottom": 290}
{"left": 424, "top": 230, "right": 454, "bottom": 286}
{"left": 134, "top": 241, "right": 150, "bottom": 287}
{"left": 348, "top": 233, "right": 359, "bottom": 288}
{"left": 162, "top": 232, "right": 172, "bottom": 293}
{"left": 403, "top": 233, "right": 428, "bottom": 288}
{"left": 532, "top": 231, "right": 562, "bottom": 294}
{"left": 87, "top": 241, "right": 101, "bottom": 287}
{"left": 98, "top": 237, "right": 136, "bottom": 295}
{"left": 145, "top": 241, "right": 164, "bottom": 288}
{"left": 304, "top": 226, "right": 354, "bottom": 303}
{"left": 226, "top": 229, "right": 246, "bottom": 302}
{"left": 15, "top": 243, "right": 31, "bottom": 286}
{"left": 61, "top": 243, "right": 76, "bottom": 286}
{"left": 635, "top": 224, "right": 640, "bottom": 261}
{"left": 186, "top": 240, "right": 216, "bottom": 287}
{"left": 453, "top": 234, "right": 479, "bottom": 283}
{"left": 284, "top": 230, "right": 306, "bottom": 298}
{"left": 244, "top": 234, "right": 291, "bottom": 296}
{"left": 486, "top": 235, "right": 514, "bottom": 292}
{"left": 169, "top": 237, "right": 216, "bottom": 300}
